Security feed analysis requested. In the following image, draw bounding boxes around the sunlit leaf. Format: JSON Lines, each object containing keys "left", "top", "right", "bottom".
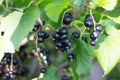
{"left": 97, "top": 0, "right": 117, "bottom": 10}
{"left": 97, "top": 26, "right": 120, "bottom": 75}
{"left": 0, "top": 36, "right": 15, "bottom": 62}
{"left": 0, "top": 11, "right": 23, "bottom": 39}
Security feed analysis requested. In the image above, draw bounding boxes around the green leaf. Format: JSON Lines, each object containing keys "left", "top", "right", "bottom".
{"left": 11, "top": 5, "right": 40, "bottom": 51}
{"left": 40, "top": 66, "right": 56, "bottom": 80}
{"left": 0, "top": 36, "right": 15, "bottom": 62}
{"left": 97, "top": 0, "right": 117, "bottom": 10}
{"left": 103, "top": 6, "right": 120, "bottom": 24}
{"left": 97, "top": 26, "right": 120, "bottom": 75}
{"left": 0, "top": 11, "right": 23, "bottom": 39}
{"left": 70, "top": 39, "right": 92, "bottom": 75}
{"left": 45, "top": 1, "right": 68, "bottom": 22}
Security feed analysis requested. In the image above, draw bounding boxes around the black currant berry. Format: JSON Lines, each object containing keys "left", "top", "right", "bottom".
{"left": 72, "top": 31, "right": 80, "bottom": 38}
{"left": 96, "top": 24, "right": 103, "bottom": 32}
{"left": 45, "top": 48, "right": 50, "bottom": 54}
{"left": 52, "top": 32, "right": 61, "bottom": 40}
{"left": 38, "top": 31, "right": 46, "bottom": 38}
{"left": 81, "top": 36, "right": 87, "bottom": 43}
{"left": 63, "top": 12, "right": 72, "bottom": 25}
{"left": 37, "top": 46, "right": 44, "bottom": 53}
{"left": 85, "top": 14, "right": 95, "bottom": 21}
{"left": 90, "top": 30, "right": 99, "bottom": 40}
{"left": 64, "top": 12, "right": 72, "bottom": 17}
{"left": 62, "top": 37, "right": 71, "bottom": 44}
{"left": 56, "top": 42, "right": 63, "bottom": 48}
{"left": 40, "top": 68, "right": 47, "bottom": 73}
{"left": 44, "top": 32, "right": 49, "bottom": 39}
{"left": 37, "top": 37, "right": 44, "bottom": 43}
{"left": 33, "top": 20, "right": 40, "bottom": 32}
{"left": 59, "top": 27, "right": 68, "bottom": 36}
{"left": 84, "top": 19, "right": 93, "bottom": 28}
{"left": 63, "top": 16, "right": 72, "bottom": 25}
{"left": 64, "top": 45, "right": 70, "bottom": 51}
{"left": 67, "top": 53, "right": 74, "bottom": 60}
{"left": 90, "top": 40, "right": 96, "bottom": 46}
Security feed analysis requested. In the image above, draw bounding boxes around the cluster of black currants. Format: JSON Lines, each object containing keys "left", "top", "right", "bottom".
{"left": 52, "top": 27, "right": 70, "bottom": 51}
{"left": 0, "top": 53, "right": 19, "bottom": 79}
{"left": 36, "top": 46, "right": 51, "bottom": 66}
{"left": 84, "top": 14, "right": 103, "bottom": 46}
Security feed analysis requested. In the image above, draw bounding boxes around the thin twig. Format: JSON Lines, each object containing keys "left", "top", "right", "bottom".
{"left": 73, "top": 0, "right": 91, "bottom": 20}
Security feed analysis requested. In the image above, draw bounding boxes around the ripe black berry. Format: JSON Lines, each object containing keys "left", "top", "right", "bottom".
{"left": 64, "top": 45, "right": 70, "bottom": 51}
{"left": 37, "top": 37, "right": 44, "bottom": 43}
{"left": 62, "top": 37, "right": 71, "bottom": 44}
{"left": 40, "top": 68, "right": 47, "bottom": 73}
{"left": 52, "top": 32, "right": 61, "bottom": 40}
{"left": 44, "top": 32, "right": 49, "bottom": 39}
{"left": 67, "top": 53, "right": 74, "bottom": 60}
{"left": 38, "top": 31, "right": 46, "bottom": 38}
{"left": 81, "top": 36, "right": 87, "bottom": 43}
{"left": 56, "top": 41, "right": 63, "bottom": 48}
{"left": 90, "top": 40, "right": 96, "bottom": 46}
{"left": 90, "top": 30, "right": 99, "bottom": 40}
{"left": 63, "top": 12, "right": 72, "bottom": 25}
{"left": 58, "top": 27, "right": 68, "bottom": 36}
{"left": 96, "top": 24, "right": 103, "bottom": 32}
{"left": 45, "top": 48, "right": 50, "bottom": 54}
{"left": 37, "top": 46, "right": 44, "bottom": 53}
{"left": 64, "top": 12, "right": 72, "bottom": 17}
{"left": 72, "top": 32, "right": 80, "bottom": 38}
{"left": 85, "top": 14, "right": 95, "bottom": 21}
{"left": 63, "top": 16, "right": 72, "bottom": 25}
{"left": 84, "top": 19, "right": 93, "bottom": 28}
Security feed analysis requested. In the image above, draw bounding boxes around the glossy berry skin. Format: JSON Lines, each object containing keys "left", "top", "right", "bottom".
{"left": 37, "top": 37, "right": 44, "bottom": 43}
{"left": 62, "top": 37, "right": 71, "bottom": 44}
{"left": 44, "top": 32, "right": 49, "bottom": 39}
{"left": 37, "top": 46, "right": 44, "bottom": 53}
{"left": 96, "top": 24, "right": 103, "bottom": 32}
{"left": 85, "top": 14, "right": 95, "bottom": 20}
{"left": 63, "top": 12, "right": 72, "bottom": 25}
{"left": 40, "top": 68, "right": 47, "bottom": 73}
{"left": 90, "top": 30, "right": 99, "bottom": 40}
{"left": 72, "top": 32, "right": 80, "bottom": 38}
{"left": 67, "top": 53, "right": 74, "bottom": 60}
{"left": 63, "top": 16, "right": 72, "bottom": 25}
{"left": 59, "top": 27, "right": 68, "bottom": 36}
{"left": 52, "top": 32, "right": 61, "bottom": 40}
{"left": 56, "top": 42, "right": 63, "bottom": 48}
{"left": 90, "top": 40, "right": 96, "bottom": 46}
{"left": 38, "top": 31, "right": 46, "bottom": 38}
{"left": 84, "top": 19, "right": 93, "bottom": 28}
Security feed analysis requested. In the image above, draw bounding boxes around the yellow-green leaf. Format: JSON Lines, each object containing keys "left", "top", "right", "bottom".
{"left": 97, "top": 27, "right": 120, "bottom": 76}
{"left": 97, "top": 0, "right": 117, "bottom": 10}
{"left": 0, "top": 11, "right": 23, "bottom": 39}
